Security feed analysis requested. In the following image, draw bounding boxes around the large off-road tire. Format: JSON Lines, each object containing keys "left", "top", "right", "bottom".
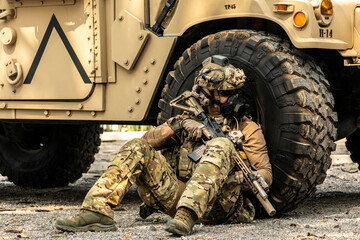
{"left": 158, "top": 30, "right": 337, "bottom": 214}
{"left": 345, "top": 129, "right": 360, "bottom": 169}
{"left": 0, "top": 123, "right": 101, "bottom": 188}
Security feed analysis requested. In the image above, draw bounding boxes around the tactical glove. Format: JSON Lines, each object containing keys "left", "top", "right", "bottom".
{"left": 226, "top": 171, "right": 244, "bottom": 185}
{"left": 181, "top": 119, "right": 210, "bottom": 141}
{"left": 226, "top": 171, "right": 250, "bottom": 192}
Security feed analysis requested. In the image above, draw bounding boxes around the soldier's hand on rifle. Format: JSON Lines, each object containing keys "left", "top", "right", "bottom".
{"left": 226, "top": 171, "right": 250, "bottom": 191}
{"left": 181, "top": 119, "right": 211, "bottom": 141}
{"left": 226, "top": 171, "right": 244, "bottom": 184}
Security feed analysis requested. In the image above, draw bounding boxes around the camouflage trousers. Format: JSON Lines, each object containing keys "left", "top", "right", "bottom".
{"left": 81, "top": 138, "right": 255, "bottom": 223}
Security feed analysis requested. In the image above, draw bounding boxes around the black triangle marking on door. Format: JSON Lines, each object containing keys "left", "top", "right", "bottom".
{"left": 24, "top": 14, "right": 92, "bottom": 84}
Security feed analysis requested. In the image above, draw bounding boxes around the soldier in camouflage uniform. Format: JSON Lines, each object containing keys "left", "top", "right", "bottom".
{"left": 55, "top": 56, "right": 272, "bottom": 236}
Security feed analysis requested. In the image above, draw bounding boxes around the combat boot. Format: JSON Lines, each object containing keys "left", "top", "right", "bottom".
{"left": 139, "top": 202, "right": 158, "bottom": 219}
{"left": 55, "top": 210, "right": 117, "bottom": 232}
{"left": 165, "top": 207, "right": 198, "bottom": 236}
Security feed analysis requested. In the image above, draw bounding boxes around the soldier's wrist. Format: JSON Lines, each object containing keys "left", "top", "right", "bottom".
{"left": 166, "top": 116, "right": 184, "bottom": 133}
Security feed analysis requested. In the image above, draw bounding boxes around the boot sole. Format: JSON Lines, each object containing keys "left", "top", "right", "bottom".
{"left": 55, "top": 222, "right": 117, "bottom": 232}
{"left": 165, "top": 221, "right": 192, "bottom": 236}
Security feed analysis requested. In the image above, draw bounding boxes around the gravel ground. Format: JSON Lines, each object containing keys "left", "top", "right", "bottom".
{"left": 0, "top": 139, "right": 359, "bottom": 240}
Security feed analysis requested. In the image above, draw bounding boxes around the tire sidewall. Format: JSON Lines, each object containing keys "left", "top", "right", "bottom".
{"left": 0, "top": 126, "right": 60, "bottom": 172}
{"left": 0, "top": 124, "right": 100, "bottom": 188}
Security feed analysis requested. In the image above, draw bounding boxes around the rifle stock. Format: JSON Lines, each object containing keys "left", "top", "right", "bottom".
{"left": 170, "top": 91, "right": 276, "bottom": 216}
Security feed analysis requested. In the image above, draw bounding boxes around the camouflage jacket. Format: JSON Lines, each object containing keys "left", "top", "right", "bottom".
{"left": 142, "top": 114, "right": 272, "bottom": 187}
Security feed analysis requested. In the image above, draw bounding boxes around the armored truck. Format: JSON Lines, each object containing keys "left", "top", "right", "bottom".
{"left": 0, "top": 0, "right": 358, "bottom": 214}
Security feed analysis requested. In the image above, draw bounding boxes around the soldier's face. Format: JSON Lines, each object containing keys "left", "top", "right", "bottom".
{"left": 219, "top": 95, "right": 229, "bottom": 103}
{"left": 207, "top": 104, "right": 220, "bottom": 116}
{"left": 206, "top": 93, "right": 230, "bottom": 116}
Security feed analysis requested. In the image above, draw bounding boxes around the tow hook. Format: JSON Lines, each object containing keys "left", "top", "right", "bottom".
{"left": 5, "top": 59, "right": 23, "bottom": 86}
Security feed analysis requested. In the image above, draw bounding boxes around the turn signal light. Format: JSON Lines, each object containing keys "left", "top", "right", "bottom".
{"left": 321, "top": 0, "right": 333, "bottom": 15}
{"left": 273, "top": 3, "right": 294, "bottom": 13}
{"left": 293, "top": 11, "right": 307, "bottom": 28}
{"left": 277, "top": 4, "right": 288, "bottom": 11}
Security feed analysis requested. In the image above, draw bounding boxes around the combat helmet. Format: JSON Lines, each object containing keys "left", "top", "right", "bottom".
{"left": 192, "top": 55, "right": 246, "bottom": 106}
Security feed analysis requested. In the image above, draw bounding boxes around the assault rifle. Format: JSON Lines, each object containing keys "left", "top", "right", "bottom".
{"left": 170, "top": 91, "right": 276, "bottom": 216}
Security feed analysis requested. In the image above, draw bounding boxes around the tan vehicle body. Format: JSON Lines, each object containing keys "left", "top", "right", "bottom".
{"left": 0, "top": 0, "right": 357, "bottom": 122}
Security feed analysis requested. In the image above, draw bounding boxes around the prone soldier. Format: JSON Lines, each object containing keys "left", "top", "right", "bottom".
{"left": 55, "top": 55, "right": 273, "bottom": 236}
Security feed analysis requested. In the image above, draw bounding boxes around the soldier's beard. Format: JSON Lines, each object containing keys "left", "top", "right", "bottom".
{"left": 207, "top": 103, "right": 221, "bottom": 116}
{"left": 206, "top": 90, "right": 229, "bottom": 117}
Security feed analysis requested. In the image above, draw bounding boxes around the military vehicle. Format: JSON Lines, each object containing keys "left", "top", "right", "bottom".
{"left": 0, "top": 0, "right": 358, "bottom": 214}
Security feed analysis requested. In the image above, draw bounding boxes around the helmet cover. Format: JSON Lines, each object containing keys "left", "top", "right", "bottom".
{"left": 195, "top": 57, "right": 246, "bottom": 92}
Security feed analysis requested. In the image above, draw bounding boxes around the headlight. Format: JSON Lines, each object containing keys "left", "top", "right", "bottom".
{"left": 321, "top": 0, "right": 333, "bottom": 15}
{"left": 315, "top": 0, "right": 333, "bottom": 26}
